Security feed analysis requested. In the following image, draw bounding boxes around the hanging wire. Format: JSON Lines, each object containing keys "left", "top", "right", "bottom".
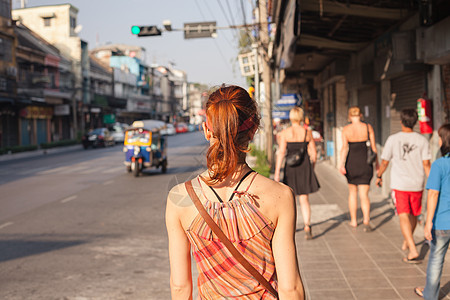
{"left": 193, "top": 0, "right": 233, "bottom": 71}
{"left": 225, "top": 0, "right": 238, "bottom": 31}
{"left": 200, "top": 0, "right": 235, "bottom": 48}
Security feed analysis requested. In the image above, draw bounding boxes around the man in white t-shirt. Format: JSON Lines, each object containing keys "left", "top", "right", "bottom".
{"left": 377, "top": 108, "right": 431, "bottom": 264}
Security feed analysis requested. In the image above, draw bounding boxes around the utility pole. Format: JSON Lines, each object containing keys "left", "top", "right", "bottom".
{"left": 258, "top": 0, "right": 274, "bottom": 164}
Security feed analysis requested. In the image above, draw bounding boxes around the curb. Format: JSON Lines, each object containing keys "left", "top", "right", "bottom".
{"left": 0, "top": 144, "right": 83, "bottom": 162}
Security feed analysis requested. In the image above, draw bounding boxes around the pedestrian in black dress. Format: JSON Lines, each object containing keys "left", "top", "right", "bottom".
{"left": 274, "top": 107, "right": 320, "bottom": 239}
{"left": 339, "top": 107, "right": 379, "bottom": 232}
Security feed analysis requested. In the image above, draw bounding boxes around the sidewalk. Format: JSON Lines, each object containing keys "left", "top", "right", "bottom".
{"left": 297, "top": 161, "right": 450, "bottom": 300}
{"left": 0, "top": 144, "right": 83, "bottom": 162}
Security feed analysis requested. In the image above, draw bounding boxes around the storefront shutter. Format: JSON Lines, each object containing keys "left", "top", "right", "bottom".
{"left": 390, "top": 72, "right": 426, "bottom": 134}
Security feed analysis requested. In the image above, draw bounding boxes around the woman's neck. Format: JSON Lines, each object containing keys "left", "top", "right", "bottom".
{"left": 350, "top": 118, "right": 361, "bottom": 124}
{"left": 205, "top": 163, "right": 251, "bottom": 187}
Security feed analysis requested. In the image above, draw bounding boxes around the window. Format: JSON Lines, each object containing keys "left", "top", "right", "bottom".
{"left": 43, "top": 18, "right": 51, "bottom": 27}
{"left": 70, "top": 16, "right": 76, "bottom": 29}
{"left": 0, "top": 38, "right": 12, "bottom": 62}
{"left": 0, "top": 0, "right": 11, "bottom": 19}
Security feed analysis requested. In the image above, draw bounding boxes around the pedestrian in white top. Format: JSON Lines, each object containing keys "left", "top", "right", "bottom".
{"left": 377, "top": 108, "right": 431, "bottom": 264}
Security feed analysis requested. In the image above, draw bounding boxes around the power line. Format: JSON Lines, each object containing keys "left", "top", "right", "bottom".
{"left": 240, "top": 0, "right": 247, "bottom": 26}
{"left": 202, "top": 0, "right": 235, "bottom": 43}
{"left": 193, "top": 0, "right": 233, "bottom": 72}
{"left": 193, "top": 0, "right": 207, "bottom": 20}
{"left": 239, "top": 0, "right": 254, "bottom": 43}
{"left": 216, "top": 0, "right": 234, "bottom": 32}
{"left": 225, "top": 0, "right": 238, "bottom": 30}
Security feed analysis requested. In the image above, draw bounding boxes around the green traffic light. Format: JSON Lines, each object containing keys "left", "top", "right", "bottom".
{"left": 131, "top": 26, "right": 141, "bottom": 35}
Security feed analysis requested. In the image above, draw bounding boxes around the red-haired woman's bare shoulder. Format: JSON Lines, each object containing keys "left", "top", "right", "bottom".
{"left": 167, "top": 180, "right": 196, "bottom": 209}
{"left": 253, "top": 175, "right": 294, "bottom": 202}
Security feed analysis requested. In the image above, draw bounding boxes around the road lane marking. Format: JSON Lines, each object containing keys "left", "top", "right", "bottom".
{"left": 38, "top": 166, "right": 69, "bottom": 175}
{"left": 61, "top": 195, "right": 77, "bottom": 203}
{"left": 60, "top": 165, "right": 90, "bottom": 173}
{"left": 80, "top": 167, "right": 104, "bottom": 174}
{"left": 0, "top": 222, "right": 13, "bottom": 230}
{"left": 103, "top": 180, "right": 114, "bottom": 185}
{"left": 18, "top": 167, "right": 47, "bottom": 175}
{"left": 101, "top": 166, "right": 124, "bottom": 174}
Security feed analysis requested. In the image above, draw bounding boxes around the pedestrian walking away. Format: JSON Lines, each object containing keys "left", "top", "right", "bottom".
{"left": 415, "top": 123, "right": 450, "bottom": 299}
{"left": 339, "top": 107, "right": 379, "bottom": 232}
{"left": 377, "top": 108, "right": 431, "bottom": 264}
{"left": 166, "top": 85, "right": 305, "bottom": 299}
{"left": 274, "top": 107, "right": 320, "bottom": 240}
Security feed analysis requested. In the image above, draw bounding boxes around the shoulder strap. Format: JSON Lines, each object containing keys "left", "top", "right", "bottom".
{"left": 206, "top": 170, "right": 254, "bottom": 203}
{"left": 208, "top": 186, "right": 223, "bottom": 203}
{"left": 185, "top": 181, "right": 278, "bottom": 298}
{"left": 366, "top": 123, "right": 370, "bottom": 142}
{"left": 228, "top": 170, "right": 254, "bottom": 201}
{"left": 304, "top": 128, "right": 308, "bottom": 143}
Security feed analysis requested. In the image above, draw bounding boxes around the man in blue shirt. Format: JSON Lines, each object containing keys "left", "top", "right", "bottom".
{"left": 415, "top": 123, "right": 450, "bottom": 299}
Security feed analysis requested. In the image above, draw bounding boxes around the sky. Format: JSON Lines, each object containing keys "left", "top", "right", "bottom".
{"left": 12, "top": 0, "right": 254, "bottom": 88}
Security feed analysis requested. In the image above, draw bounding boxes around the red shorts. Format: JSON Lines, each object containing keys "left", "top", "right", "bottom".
{"left": 392, "top": 190, "right": 423, "bottom": 216}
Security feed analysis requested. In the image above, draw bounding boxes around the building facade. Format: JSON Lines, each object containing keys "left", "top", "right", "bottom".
{"left": 13, "top": 4, "right": 90, "bottom": 137}
{"left": 0, "top": 0, "right": 18, "bottom": 148}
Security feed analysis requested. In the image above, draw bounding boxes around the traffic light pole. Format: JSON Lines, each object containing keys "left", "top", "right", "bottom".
{"left": 131, "top": 22, "right": 273, "bottom": 37}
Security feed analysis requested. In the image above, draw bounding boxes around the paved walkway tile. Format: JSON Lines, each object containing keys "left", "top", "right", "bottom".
{"left": 352, "top": 288, "right": 400, "bottom": 299}
{"left": 295, "top": 161, "right": 450, "bottom": 300}
{"left": 308, "top": 289, "right": 355, "bottom": 299}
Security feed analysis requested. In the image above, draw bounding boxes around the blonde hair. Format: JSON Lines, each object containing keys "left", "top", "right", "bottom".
{"left": 289, "top": 107, "right": 304, "bottom": 123}
{"left": 348, "top": 106, "right": 361, "bottom": 118}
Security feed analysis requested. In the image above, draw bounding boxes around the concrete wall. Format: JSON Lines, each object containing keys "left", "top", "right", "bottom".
{"left": 13, "top": 5, "right": 81, "bottom": 63}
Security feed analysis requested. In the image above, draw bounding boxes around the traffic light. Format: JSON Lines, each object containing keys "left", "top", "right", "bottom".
{"left": 131, "top": 25, "right": 161, "bottom": 37}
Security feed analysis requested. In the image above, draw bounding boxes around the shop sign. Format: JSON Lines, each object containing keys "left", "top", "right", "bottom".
{"left": 54, "top": 104, "right": 70, "bottom": 116}
{"left": 276, "top": 94, "right": 301, "bottom": 107}
{"left": 20, "top": 106, "right": 53, "bottom": 119}
{"left": 272, "top": 110, "right": 290, "bottom": 119}
{"left": 103, "top": 114, "right": 116, "bottom": 124}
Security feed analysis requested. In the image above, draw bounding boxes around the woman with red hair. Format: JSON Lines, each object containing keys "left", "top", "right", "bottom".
{"left": 166, "top": 85, "right": 305, "bottom": 299}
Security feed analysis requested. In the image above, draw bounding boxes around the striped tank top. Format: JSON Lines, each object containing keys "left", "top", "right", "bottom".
{"left": 185, "top": 172, "right": 278, "bottom": 299}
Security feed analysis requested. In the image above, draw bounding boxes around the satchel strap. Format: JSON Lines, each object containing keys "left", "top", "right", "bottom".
{"left": 366, "top": 123, "right": 370, "bottom": 144}
{"left": 185, "top": 180, "right": 278, "bottom": 298}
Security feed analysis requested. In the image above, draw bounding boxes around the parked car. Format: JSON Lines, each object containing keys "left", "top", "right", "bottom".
{"left": 188, "top": 123, "right": 200, "bottom": 132}
{"left": 110, "top": 123, "right": 128, "bottom": 144}
{"left": 161, "top": 123, "right": 176, "bottom": 136}
{"left": 175, "top": 123, "right": 188, "bottom": 133}
{"left": 82, "top": 128, "right": 115, "bottom": 149}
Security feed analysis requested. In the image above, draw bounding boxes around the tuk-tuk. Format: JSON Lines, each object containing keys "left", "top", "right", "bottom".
{"left": 123, "top": 120, "right": 168, "bottom": 176}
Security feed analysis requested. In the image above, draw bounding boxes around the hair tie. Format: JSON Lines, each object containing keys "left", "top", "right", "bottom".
{"left": 238, "top": 118, "right": 254, "bottom": 132}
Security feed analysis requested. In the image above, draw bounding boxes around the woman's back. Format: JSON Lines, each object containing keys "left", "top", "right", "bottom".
{"left": 170, "top": 171, "right": 292, "bottom": 299}
{"left": 185, "top": 172, "right": 281, "bottom": 299}
{"left": 283, "top": 125, "right": 309, "bottom": 143}
{"left": 344, "top": 122, "right": 369, "bottom": 143}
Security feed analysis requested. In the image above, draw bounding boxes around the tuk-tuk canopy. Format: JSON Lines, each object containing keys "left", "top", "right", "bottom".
{"left": 131, "top": 120, "right": 166, "bottom": 132}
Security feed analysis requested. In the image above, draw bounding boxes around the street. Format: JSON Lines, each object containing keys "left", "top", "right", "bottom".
{"left": 0, "top": 131, "right": 208, "bottom": 300}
